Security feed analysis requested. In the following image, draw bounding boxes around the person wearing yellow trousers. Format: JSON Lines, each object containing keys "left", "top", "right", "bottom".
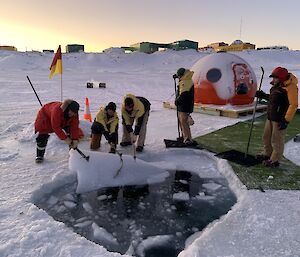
{"left": 120, "top": 94, "right": 151, "bottom": 152}
{"left": 256, "top": 67, "right": 296, "bottom": 167}
{"left": 90, "top": 102, "right": 119, "bottom": 154}
{"left": 174, "top": 68, "right": 195, "bottom": 145}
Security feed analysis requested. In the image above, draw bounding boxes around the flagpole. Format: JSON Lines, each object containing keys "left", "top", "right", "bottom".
{"left": 60, "top": 73, "right": 63, "bottom": 101}
{"left": 60, "top": 45, "right": 63, "bottom": 101}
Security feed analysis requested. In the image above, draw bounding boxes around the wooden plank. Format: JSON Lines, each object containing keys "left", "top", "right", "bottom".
{"left": 163, "top": 101, "right": 268, "bottom": 118}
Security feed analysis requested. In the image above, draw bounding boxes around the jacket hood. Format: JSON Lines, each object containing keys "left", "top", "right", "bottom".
{"left": 284, "top": 73, "right": 298, "bottom": 87}
{"left": 61, "top": 99, "right": 73, "bottom": 111}
{"left": 181, "top": 70, "right": 194, "bottom": 80}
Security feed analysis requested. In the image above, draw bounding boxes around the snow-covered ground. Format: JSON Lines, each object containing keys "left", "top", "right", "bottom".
{"left": 0, "top": 49, "right": 299, "bottom": 257}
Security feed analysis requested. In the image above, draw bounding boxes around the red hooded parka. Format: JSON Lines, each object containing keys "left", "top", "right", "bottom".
{"left": 34, "top": 100, "right": 81, "bottom": 140}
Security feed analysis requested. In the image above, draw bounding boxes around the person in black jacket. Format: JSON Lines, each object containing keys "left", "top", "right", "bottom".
{"left": 174, "top": 68, "right": 195, "bottom": 145}
{"left": 256, "top": 68, "right": 289, "bottom": 167}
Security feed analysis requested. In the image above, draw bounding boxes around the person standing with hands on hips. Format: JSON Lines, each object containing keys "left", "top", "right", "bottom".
{"left": 120, "top": 94, "right": 151, "bottom": 152}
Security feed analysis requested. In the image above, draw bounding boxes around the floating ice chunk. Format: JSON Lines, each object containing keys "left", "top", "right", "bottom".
{"left": 74, "top": 220, "right": 92, "bottom": 228}
{"left": 47, "top": 196, "right": 58, "bottom": 207}
{"left": 69, "top": 150, "right": 169, "bottom": 194}
{"left": 82, "top": 202, "right": 93, "bottom": 214}
{"left": 202, "top": 182, "right": 222, "bottom": 191}
{"left": 92, "top": 222, "right": 118, "bottom": 245}
{"left": 63, "top": 201, "right": 77, "bottom": 209}
{"left": 173, "top": 192, "right": 190, "bottom": 201}
{"left": 97, "top": 195, "right": 108, "bottom": 201}
{"left": 63, "top": 193, "right": 76, "bottom": 202}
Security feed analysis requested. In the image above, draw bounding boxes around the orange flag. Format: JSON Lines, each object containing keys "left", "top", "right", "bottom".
{"left": 49, "top": 45, "right": 62, "bottom": 79}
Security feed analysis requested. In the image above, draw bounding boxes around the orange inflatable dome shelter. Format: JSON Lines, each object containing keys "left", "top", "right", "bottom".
{"left": 191, "top": 52, "right": 257, "bottom": 105}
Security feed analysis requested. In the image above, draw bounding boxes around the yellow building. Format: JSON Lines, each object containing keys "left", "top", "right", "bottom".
{"left": 0, "top": 45, "right": 17, "bottom": 51}
{"left": 214, "top": 40, "right": 255, "bottom": 52}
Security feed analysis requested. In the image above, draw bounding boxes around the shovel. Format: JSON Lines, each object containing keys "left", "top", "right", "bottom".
{"left": 216, "top": 67, "right": 265, "bottom": 167}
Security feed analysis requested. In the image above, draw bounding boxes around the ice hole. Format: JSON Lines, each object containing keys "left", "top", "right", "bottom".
{"left": 34, "top": 169, "right": 236, "bottom": 257}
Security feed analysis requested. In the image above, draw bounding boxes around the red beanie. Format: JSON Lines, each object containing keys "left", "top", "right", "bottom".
{"left": 269, "top": 67, "right": 288, "bottom": 83}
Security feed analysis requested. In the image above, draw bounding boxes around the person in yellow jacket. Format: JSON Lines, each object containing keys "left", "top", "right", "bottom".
{"left": 90, "top": 102, "right": 119, "bottom": 153}
{"left": 120, "top": 94, "right": 151, "bottom": 152}
{"left": 174, "top": 68, "right": 195, "bottom": 145}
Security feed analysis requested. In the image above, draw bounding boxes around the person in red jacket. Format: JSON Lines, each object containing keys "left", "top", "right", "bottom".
{"left": 34, "top": 99, "right": 82, "bottom": 163}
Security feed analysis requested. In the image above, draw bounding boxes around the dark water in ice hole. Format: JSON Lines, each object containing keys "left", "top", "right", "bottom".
{"left": 35, "top": 170, "right": 237, "bottom": 257}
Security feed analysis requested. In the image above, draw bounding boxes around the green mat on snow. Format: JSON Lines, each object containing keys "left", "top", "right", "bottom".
{"left": 194, "top": 113, "right": 300, "bottom": 190}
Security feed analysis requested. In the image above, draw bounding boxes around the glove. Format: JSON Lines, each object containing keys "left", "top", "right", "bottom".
{"left": 103, "top": 131, "right": 110, "bottom": 141}
{"left": 278, "top": 120, "right": 289, "bottom": 130}
{"left": 108, "top": 132, "right": 117, "bottom": 144}
{"left": 64, "top": 137, "right": 72, "bottom": 146}
{"left": 70, "top": 140, "right": 79, "bottom": 149}
{"left": 173, "top": 74, "right": 178, "bottom": 79}
{"left": 255, "top": 90, "right": 267, "bottom": 99}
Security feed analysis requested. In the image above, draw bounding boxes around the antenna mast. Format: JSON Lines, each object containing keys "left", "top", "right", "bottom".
{"left": 239, "top": 16, "right": 243, "bottom": 40}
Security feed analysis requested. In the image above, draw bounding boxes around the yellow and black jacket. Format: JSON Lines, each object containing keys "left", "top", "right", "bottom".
{"left": 92, "top": 107, "right": 119, "bottom": 134}
{"left": 175, "top": 70, "right": 194, "bottom": 113}
{"left": 122, "top": 94, "right": 151, "bottom": 135}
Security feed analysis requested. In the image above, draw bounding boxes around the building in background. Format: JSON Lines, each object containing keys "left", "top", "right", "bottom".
{"left": 0, "top": 45, "right": 17, "bottom": 51}
{"left": 168, "top": 40, "right": 198, "bottom": 51}
{"left": 66, "top": 44, "right": 84, "bottom": 53}
{"left": 212, "top": 40, "right": 255, "bottom": 52}
{"left": 257, "top": 46, "right": 289, "bottom": 51}
{"left": 124, "top": 39, "right": 198, "bottom": 54}
{"left": 43, "top": 49, "right": 54, "bottom": 53}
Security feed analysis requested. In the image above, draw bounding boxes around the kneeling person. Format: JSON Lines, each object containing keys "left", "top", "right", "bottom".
{"left": 90, "top": 102, "right": 119, "bottom": 153}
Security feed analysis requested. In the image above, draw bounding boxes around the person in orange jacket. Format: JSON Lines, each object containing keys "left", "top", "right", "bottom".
{"left": 34, "top": 99, "right": 83, "bottom": 163}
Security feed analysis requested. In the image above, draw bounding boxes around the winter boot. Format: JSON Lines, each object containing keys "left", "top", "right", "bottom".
{"left": 136, "top": 146, "right": 144, "bottom": 152}
{"left": 90, "top": 134, "right": 101, "bottom": 150}
{"left": 120, "top": 141, "right": 132, "bottom": 147}
{"left": 36, "top": 134, "right": 49, "bottom": 163}
{"left": 36, "top": 147, "right": 45, "bottom": 163}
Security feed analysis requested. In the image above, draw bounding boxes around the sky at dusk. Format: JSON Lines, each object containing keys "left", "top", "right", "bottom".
{"left": 1, "top": 0, "right": 300, "bottom": 52}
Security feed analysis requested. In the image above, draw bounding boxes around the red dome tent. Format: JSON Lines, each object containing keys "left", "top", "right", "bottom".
{"left": 191, "top": 52, "right": 257, "bottom": 105}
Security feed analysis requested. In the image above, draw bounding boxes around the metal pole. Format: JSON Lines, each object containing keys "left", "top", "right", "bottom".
{"left": 174, "top": 78, "right": 181, "bottom": 140}
{"left": 245, "top": 66, "right": 265, "bottom": 157}
{"left": 26, "top": 76, "right": 43, "bottom": 107}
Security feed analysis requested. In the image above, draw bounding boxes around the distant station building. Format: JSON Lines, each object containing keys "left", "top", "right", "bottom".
{"left": 0, "top": 45, "right": 17, "bottom": 51}
{"left": 43, "top": 49, "right": 54, "bottom": 53}
{"left": 66, "top": 44, "right": 84, "bottom": 53}
{"left": 214, "top": 40, "right": 255, "bottom": 52}
{"left": 125, "top": 39, "right": 198, "bottom": 54}
{"left": 257, "top": 45, "right": 289, "bottom": 51}
{"left": 168, "top": 40, "right": 198, "bottom": 51}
